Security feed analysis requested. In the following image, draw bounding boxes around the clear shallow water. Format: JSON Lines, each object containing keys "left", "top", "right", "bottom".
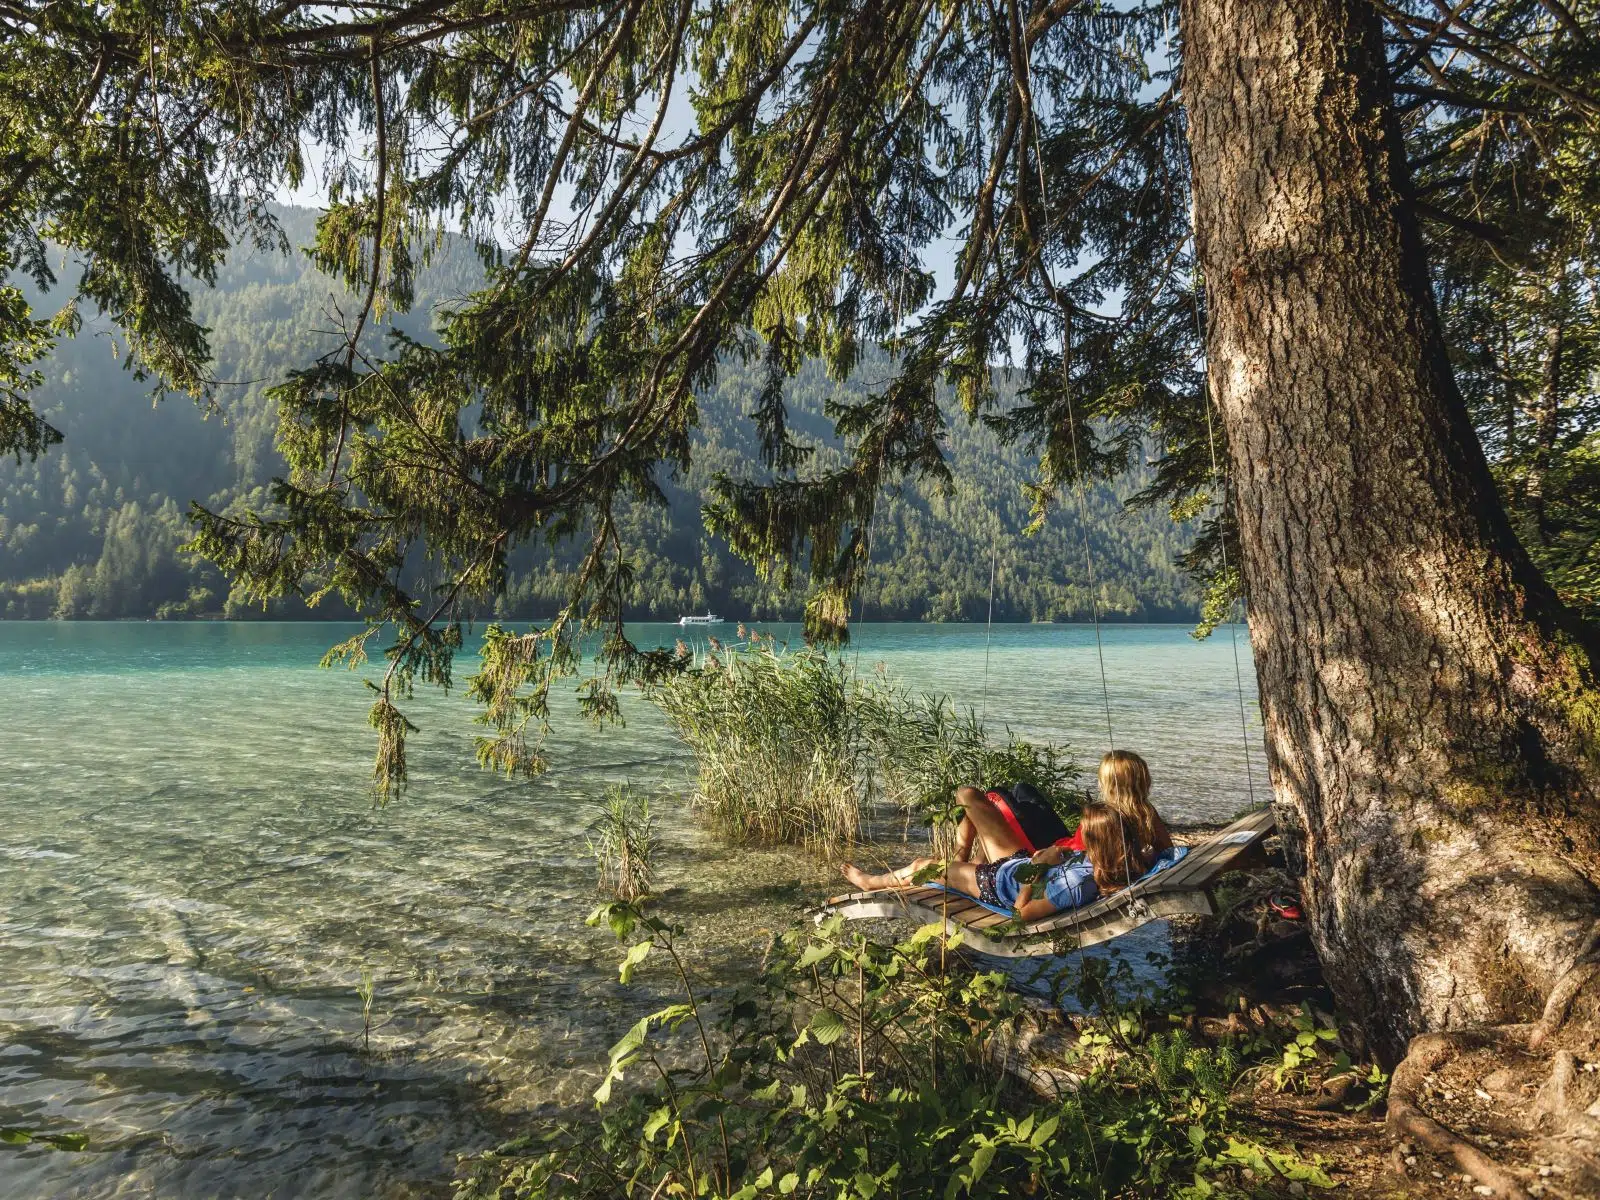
{"left": 0, "top": 621, "right": 1266, "bottom": 1198}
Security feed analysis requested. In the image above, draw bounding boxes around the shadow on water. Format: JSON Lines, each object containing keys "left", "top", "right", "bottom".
{"left": 0, "top": 621, "right": 1264, "bottom": 1197}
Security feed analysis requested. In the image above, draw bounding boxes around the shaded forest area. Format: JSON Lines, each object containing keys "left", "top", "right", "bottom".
{"left": 0, "top": 208, "right": 1199, "bottom": 624}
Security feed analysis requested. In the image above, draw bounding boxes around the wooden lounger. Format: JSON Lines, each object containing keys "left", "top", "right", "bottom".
{"left": 816, "top": 806, "right": 1276, "bottom": 958}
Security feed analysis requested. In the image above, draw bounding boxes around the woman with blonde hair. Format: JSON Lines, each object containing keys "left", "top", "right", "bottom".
{"left": 1028, "top": 749, "right": 1172, "bottom": 867}
{"left": 839, "top": 802, "right": 1150, "bottom": 921}
{"left": 1095, "top": 749, "right": 1172, "bottom": 853}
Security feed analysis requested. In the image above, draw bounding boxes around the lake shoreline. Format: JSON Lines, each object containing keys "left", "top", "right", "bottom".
{"left": 0, "top": 622, "right": 1266, "bottom": 1197}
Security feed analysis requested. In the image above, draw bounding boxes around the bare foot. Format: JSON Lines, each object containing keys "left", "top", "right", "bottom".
{"left": 840, "top": 863, "right": 877, "bottom": 891}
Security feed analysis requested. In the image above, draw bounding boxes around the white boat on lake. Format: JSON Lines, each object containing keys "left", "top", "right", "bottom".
{"left": 678, "top": 613, "right": 725, "bottom": 626}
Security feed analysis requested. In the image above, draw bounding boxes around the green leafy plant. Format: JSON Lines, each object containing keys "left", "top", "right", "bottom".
{"left": 1269, "top": 1006, "right": 1338, "bottom": 1091}
{"left": 455, "top": 904, "right": 1337, "bottom": 1200}
{"left": 0, "top": 1126, "right": 88, "bottom": 1152}
{"left": 357, "top": 966, "right": 378, "bottom": 1053}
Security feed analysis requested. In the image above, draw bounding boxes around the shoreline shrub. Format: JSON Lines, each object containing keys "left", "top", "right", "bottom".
{"left": 453, "top": 904, "right": 1341, "bottom": 1200}
{"left": 652, "top": 639, "right": 865, "bottom": 846}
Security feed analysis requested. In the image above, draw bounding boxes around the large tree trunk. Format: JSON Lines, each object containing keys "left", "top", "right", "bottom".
{"left": 1181, "top": 0, "right": 1600, "bottom": 1062}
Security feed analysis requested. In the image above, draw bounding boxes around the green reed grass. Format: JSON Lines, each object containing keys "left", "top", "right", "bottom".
{"left": 651, "top": 635, "right": 1080, "bottom": 850}
{"left": 587, "top": 785, "right": 657, "bottom": 902}
{"left": 652, "top": 638, "right": 864, "bottom": 846}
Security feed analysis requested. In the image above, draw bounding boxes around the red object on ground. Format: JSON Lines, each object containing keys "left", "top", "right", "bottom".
{"left": 1269, "top": 893, "right": 1304, "bottom": 920}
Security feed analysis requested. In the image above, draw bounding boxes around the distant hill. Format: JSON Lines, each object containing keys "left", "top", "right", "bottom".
{"left": 0, "top": 207, "right": 1199, "bottom": 623}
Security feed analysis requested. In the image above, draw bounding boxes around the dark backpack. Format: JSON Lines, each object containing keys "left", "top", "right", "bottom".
{"left": 986, "top": 781, "right": 1071, "bottom": 851}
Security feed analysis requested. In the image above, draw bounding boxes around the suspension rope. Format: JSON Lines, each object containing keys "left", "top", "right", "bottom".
{"left": 1006, "top": 39, "right": 1116, "bottom": 1146}
{"left": 1021, "top": 34, "right": 1115, "bottom": 754}
{"left": 1063, "top": 389, "right": 1116, "bottom": 753}
{"left": 853, "top": 171, "right": 924, "bottom": 675}
{"left": 1199, "top": 378, "right": 1260, "bottom": 809}
{"left": 1163, "top": 14, "right": 1260, "bottom": 810}
{"left": 980, "top": 526, "right": 998, "bottom": 727}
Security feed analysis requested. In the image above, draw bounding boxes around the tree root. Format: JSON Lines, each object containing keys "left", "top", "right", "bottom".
{"left": 1387, "top": 1031, "right": 1531, "bottom": 1200}
{"left": 1529, "top": 920, "right": 1600, "bottom": 1053}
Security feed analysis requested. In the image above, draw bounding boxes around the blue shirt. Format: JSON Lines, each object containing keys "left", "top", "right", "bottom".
{"left": 994, "top": 852, "right": 1099, "bottom": 912}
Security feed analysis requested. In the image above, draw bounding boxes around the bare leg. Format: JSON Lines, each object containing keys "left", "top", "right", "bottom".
{"left": 954, "top": 815, "right": 984, "bottom": 863}
{"left": 954, "top": 786, "right": 1029, "bottom": 862}
{"left": 840, "top": 857, "right": 982, "bottom": 898}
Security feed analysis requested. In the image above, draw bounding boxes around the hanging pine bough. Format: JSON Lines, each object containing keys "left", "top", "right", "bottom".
{"left": 0, "top": 0, "right": 1227, "bottom": 795}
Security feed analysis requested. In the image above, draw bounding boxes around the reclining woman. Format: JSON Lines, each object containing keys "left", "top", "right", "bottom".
{"left": 839, "top": 802, "right": 1151, "bottom": 921}
{"left": 954, "top": 749, "right": 1172, "bottom": 864}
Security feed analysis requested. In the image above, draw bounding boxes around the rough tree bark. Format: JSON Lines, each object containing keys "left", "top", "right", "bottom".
{"left": 1181, "top": 0, "right": 1600, "bottom": 1063}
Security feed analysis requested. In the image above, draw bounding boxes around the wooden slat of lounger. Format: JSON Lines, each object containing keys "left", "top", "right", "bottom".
{"left": 905, "top": 896, "right": 978, "bottom": 920}
{"left": 824, "top": 889, "right": 993, "bottom": 926}
{"left": 1049, "top": 890, "right": 1217, "bottom": 951}
{"left": 1150, "top": 807, "right": 1275, "bottom": 892}
{"left": 1137, "top": 813, "right": 1265, "bottom": 896}
{"left": 892, "top": 892, "right": 1015, "bottom": 929}
{"left": 963, "top": 908, "right": 1020, "bottom": 930}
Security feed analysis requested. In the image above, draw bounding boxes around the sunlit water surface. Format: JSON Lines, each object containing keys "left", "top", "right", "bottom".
{"left": 0, "top": 621, "right": 1265, "bottom": 1198}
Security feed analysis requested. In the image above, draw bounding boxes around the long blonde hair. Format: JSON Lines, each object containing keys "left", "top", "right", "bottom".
{"left": 1077, "top": 803, "right": 1151, "bottom": 893}
{"left": 1097, "top": 750, "right": 1164, "bottom": 850}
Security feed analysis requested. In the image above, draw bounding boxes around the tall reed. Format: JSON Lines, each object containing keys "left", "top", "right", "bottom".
{"left": 859, "top": 681, "right": 1080, "bottom": 828}
{"left": 587, "top": 785, "right": 657, "bottom": 901}
{"left": 652, "top": 637, "right": 865, "bottom": 846}
{"left": 651, "top": 635, "right": 1079, "bottom": 850}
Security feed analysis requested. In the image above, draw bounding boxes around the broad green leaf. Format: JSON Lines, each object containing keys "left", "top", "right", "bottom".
{"left": 809, "top": 1008, "right": 847, "bottom": 1046}
{"left": 643, "top": 1106, "right": 672, "bottom": 1143}
{"left": 609, "top": 1015, "right": 652, "bottom": 1063}
{"left": 910, "top": 861, "right": 945, "bottom": 885}
{"left": 797, "top": 942, "right": 834, "bottom": 968}
{"left": 619, "top": 940, "right": 651, "bottom": 983}
{"left": 966, "top": 1143, "right": 996, "bottom": 1191}
{"left": 1030, "top": 1115, "right": 1058, "bottom": 1148}
{"left": 593, "top": 1051, "right": 637, "bottom": 1104}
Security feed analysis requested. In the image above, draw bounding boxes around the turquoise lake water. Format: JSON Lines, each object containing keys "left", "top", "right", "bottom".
{"left": 0, "top": 621, "right": 1267, "bottom": 1198}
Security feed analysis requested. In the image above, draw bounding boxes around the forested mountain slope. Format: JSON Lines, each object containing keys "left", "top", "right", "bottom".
{"left": 0, "top": 208, "right": 1198, "bottom": 622}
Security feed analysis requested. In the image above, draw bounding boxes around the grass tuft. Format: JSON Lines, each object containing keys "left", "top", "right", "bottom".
{"left": 587, "top": 785, "right": 657, "bottom": 902}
